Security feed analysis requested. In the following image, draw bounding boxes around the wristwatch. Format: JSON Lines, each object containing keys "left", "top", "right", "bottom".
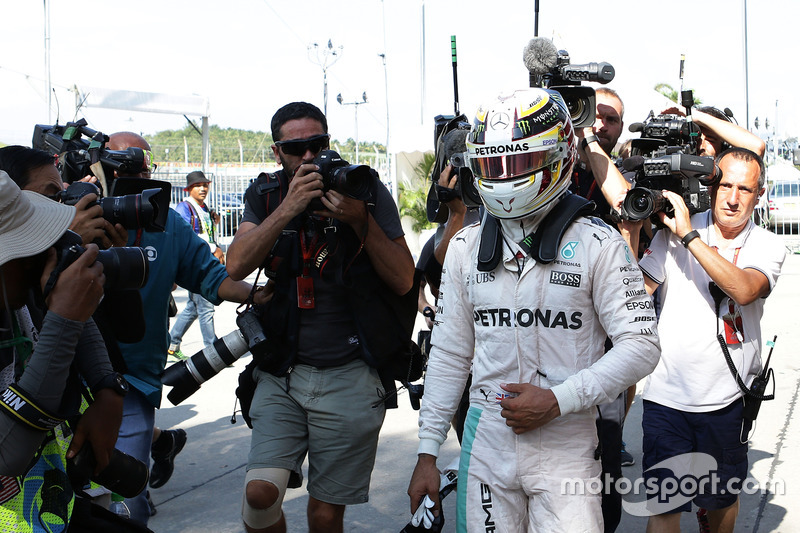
{"left": 581, "top": 135, "right": 599, "bottom": 150}
{"left": 92, "top": 372, "right": 130, "bottom": 397}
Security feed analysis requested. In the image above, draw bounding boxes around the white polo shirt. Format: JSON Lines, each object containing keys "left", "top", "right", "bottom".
{"left": 639, "top": 211, "right": 785, "bottom": 412}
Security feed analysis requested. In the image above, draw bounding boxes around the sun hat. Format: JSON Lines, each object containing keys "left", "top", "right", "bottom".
{"left": 0, "top": 170, "right": 76, "bottom": 266}
{"left": 184, "top": 170, "right": 211, "bottom": 191}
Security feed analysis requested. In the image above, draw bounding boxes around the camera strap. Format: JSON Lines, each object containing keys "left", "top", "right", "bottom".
{"left": 0, "top": 383, "right": 65, "bottom": 431}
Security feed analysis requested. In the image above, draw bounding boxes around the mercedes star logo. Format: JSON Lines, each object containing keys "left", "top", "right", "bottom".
{"left": 490, "top": 112, "right": 510, "bottom": 130}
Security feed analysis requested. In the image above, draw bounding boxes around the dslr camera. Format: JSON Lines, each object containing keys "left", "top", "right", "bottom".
{"left": 619, "top": 90, "right": 722, "bottom": 221}
{"left": 309, "top": 150, "right": 374, "bottom": 212}
{"left": 162, "top": 305, "right": 271, "bottom": 405}
{"left": 50, "top": 230, "right": 149, "bottom": 291}
{"left": 58, "top": 180, "right": 169, "bottom": 233}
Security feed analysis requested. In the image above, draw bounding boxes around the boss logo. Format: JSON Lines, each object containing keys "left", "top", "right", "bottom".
{"left": 550, "top": 270, "right": 581, "bottom": 287}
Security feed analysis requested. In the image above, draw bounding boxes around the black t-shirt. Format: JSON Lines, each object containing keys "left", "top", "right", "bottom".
{"left": 240, "top": 170, "right": 405, "bottom": 367}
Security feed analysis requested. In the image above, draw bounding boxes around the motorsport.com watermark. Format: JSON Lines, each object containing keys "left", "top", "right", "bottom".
{"left": 560, "top": 453, "right": 786, "bottom": 516}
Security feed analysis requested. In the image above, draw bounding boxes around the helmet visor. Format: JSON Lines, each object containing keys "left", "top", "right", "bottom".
{"left": 467, "top": 144, "right": 561, "bottom": 180}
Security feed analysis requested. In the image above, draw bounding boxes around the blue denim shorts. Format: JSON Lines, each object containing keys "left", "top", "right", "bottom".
{"left": 642, "top": 400, "right": 751, "bottom": 513}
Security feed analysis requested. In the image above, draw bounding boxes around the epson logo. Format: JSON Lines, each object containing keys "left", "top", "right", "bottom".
{"left": 550, "top": 270, "right": 582, "bottom": 287}
{"left": 626, "top": 301, "right": 654, "bottom": 310}
{"left": 474, "top": 142, "right": 530, "bottom": 156}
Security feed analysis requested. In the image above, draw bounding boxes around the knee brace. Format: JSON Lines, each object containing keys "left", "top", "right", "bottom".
{"left": 242, "top": 468, "right": 290, "bottom": 529}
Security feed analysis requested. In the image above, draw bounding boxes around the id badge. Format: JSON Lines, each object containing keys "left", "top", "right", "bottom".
{"left": 722, "top": 300, "right": 743, "bottom": 345}
{"left": 297, "top": 275, "right": 315, "bottom": 309}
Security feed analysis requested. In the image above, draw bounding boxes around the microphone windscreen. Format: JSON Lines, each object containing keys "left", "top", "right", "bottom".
{"left": 522, "top": 37, "right": 558, "bottom": 75}
{"left": 622, "top": 155, "right": 645, "bottom": 172}
{"left": 442, "top": 129, "right": 469, "bottom": 162}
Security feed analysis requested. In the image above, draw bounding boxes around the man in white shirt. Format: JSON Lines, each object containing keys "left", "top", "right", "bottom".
{"left": 638, "top": 147, "right": 784, "bottom": 532}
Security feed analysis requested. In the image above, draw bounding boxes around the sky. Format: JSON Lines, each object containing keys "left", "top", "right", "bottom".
{"left": 1, "top": 0, "right": 797, "bottom": 156}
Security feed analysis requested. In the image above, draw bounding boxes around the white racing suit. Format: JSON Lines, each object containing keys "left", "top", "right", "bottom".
{"left": 418, "top": 215, "right": 660, "bottom": 532}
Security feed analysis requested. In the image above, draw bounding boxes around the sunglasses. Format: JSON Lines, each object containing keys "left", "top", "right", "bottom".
{"left": 274, "top": 134, "right": 330, "bottom": 157}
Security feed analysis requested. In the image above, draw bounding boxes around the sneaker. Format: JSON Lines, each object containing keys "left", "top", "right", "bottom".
{"left": 150, "top": 429, "right": 187, "bottom": 489}
{"left": 621, "top": 441, "right": 635, "bottom": 466}
{"left": 168, "top": 348, "right": 186, "bottom": 361}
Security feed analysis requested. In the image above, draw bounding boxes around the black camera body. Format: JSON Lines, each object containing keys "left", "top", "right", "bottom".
{"left": 59, "top": 180, "right": 169, "bottom": 232}
{"left": 620, "top": 91, "right": 721, "bottom": 221}
{"left": 33, "top": 119, "right": 150, "bottom": 184}
{"left": 529, "top": 48, "right": 615, "bottom": 129}
{"left": 312, "top": 150, "right": 374, "bottom": 204}
{"left": 426, "top": 114, "right": 482, "bottom": 224}
{"left": 50, "top": 230, "right": 149, "bottom": 291}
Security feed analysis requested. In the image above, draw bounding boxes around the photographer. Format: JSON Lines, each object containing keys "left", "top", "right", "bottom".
{"left": 661, "top": 105, "right": 766, "bottom": 158}
{"left": 105, "top": 132, "right": 266, "bottom": 524}
{"left": 638, "top": 148, "right": 784, "bottom": 531}
{"left": 0, "top": 172, "right": 124, "bottom": 529}
{"left": 408, "top": 88, "right": 659, "bottom": 531}
{"left": 226, "top": 102, "right": 414, "bottom": 533}
{"left": 571, "top": 88, "right": 641, "bottom": 533}
{"left": 0, "top": 145, "right": 128, "bottom": 249}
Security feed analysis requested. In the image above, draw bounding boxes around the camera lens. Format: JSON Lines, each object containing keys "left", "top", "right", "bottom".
{"left": 622, "top": 188, "right": 666, "bottom": 221}
{"left": 96, "top": 247, "right": 149, "bottom": 290}
{"left": 328, "top": 165, "right": 372, "bottom": 201}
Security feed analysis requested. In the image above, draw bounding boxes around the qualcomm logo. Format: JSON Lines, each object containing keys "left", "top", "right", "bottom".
{"left": 560, "top": 241, "right": 579, "bottom": 260}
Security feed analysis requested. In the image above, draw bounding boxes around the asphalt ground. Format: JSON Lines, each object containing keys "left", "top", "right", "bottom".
{"left": 147, "top": 253, "right": 800, "bottom": 533}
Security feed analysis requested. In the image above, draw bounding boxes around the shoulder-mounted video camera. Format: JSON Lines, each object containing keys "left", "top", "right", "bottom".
{"left": 426, "top": 115, "right": 482, "bottom": 224}
{"left": 33, "top": 118, "right": 151, "bottom": 184}
{"left": 524, "top": 38, "right": 615, "bottom": 129}
{"left": 619, "top": 90, "right": 722, "bottom": 221}
{"left": 32, "top": 119, "right": 171, "bottom": 231}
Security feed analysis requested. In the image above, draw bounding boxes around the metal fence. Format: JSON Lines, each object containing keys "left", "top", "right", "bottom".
{"left": 154, "top": 152, "right": 392, "bottom": 245}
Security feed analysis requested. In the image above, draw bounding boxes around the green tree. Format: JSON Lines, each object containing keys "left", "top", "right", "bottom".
{"left": 398, "top": 152, "right": 435, "bottom": 233}
{"left": 655, "top": 83, "right": 702, "bottom": 106}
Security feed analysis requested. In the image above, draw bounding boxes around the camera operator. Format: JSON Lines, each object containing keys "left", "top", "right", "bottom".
{"left": 407, "top": 88, "right": 659, "bottom": 531}
{"left": 0, "top": 171, "right": 125, "bottom": 530}
{"left": 569, "top": 87, "right": 642, "bottom": 533}
{"left": 226, "top": 102, "right": 414, "bottom": 533}
{"left": 0, "top": 145, "right": 128, "bottom": 249}
{"left": 638, "top": 148, "right": 784, "bottom": 531}
{"left": 104, "top": 132, "right": 266, "bottom": 524}
{"left": 661, "top": 104, "right": 766, "bottom": 158}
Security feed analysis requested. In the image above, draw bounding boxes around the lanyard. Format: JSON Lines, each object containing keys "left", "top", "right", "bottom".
{"left": 297, "top": 230, "right": 320, "bottom": 309}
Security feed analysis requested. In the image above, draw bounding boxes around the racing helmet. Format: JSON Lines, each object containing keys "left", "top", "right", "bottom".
{"left": 466, "top": 88, "right": 576, "bottom": 219}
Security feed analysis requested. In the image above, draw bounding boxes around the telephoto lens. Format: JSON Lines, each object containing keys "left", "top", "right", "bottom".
{"left": 162, "top": 330, "right": 250, "bottom": 405}
{"left": 68, "top": 444, "right": 149, "bottom": 498}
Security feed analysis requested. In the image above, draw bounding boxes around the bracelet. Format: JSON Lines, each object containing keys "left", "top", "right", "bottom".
{"left": 581, "top": 135, "right": 599, "bottom": 150}
{"left": 681, "top": 230, "right": 700, "bottom": 248}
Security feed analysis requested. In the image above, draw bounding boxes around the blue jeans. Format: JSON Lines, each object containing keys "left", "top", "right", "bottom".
{"left": 115, "top": 387, "right": 155, "bottom": 525}
{"left": 169, "top": 292, "right": 216, "bottom": 348}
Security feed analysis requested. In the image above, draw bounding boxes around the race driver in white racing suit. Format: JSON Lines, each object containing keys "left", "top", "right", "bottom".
{"left": 407, "top": 88, "right": 661, "bottom": 532}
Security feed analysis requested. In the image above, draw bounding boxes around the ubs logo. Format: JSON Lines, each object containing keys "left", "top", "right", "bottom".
{"left": 490, "top": 112, "right": 510, "bottom": 130}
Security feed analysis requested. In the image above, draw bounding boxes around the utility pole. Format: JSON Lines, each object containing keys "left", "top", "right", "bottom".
{"left": 337, "top": 92, "right": 368, "bottom": 164}
{"left": 308, "top": 39, "right": 343, "bottom": 116}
